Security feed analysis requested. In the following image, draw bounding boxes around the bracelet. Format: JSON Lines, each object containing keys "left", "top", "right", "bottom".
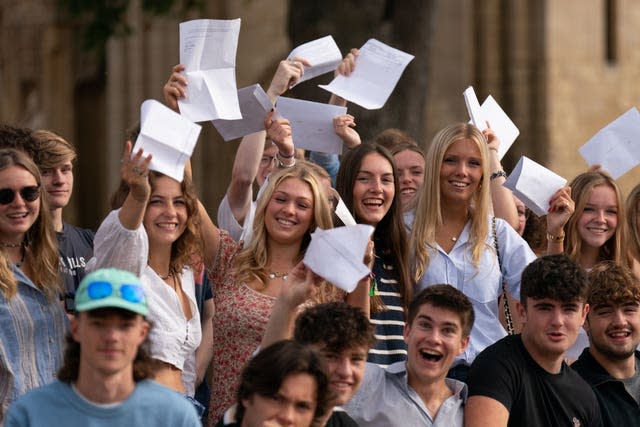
{"left": 490, "top": 170, "right": 507, "bottom": 181}
{"left": 276, "top": 152, "right": 296, "bottom": 168}
{"left": 278, "top": 150, "right": 295, "bottom": 159}
{"left": 546, "top": 232, "right": 565, "bottom": 242}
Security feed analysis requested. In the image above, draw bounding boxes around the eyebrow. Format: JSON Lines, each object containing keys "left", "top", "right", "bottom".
{"left": 416, "top": 314, "right": 460, "bottom": 329}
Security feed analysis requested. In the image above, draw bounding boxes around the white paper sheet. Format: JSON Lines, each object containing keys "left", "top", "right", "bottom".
{"left": 178, "top": 19, "right": 242, "bottom": 122}
{"left": 503, "top": 156, "right": 567, "bottom": 217}
{"left": 318, "top": 39, "right": 414, "bottom": 110}
{"left": 132, "top": 100, "right": 201, "bottom": 182}
{"left": 335, "top": 197, "right": 356, "bottom": 226}
{"left": 480, "top": 96, "right": 520, "bottom": 159}
{"left": 463, "top": 86, "right": 487, "bottom": 131}
{"left": 578, "top": 107, "right": 640, "bottom": 179}
{"left": 303, "top": 224, "right": 374, "bottom": 292}
{"left": 288, "top": 35, "right": 342, "bottom": 87}
{"left": 211, "top": 84, "right": 272, "bottom": 141}
{"left": 275, "top": 96, "right": 347, "bottom": 154}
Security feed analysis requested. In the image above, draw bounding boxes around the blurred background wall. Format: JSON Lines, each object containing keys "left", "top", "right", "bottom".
{"left": 1, "top": 0, "right": 638, "bottom": 230}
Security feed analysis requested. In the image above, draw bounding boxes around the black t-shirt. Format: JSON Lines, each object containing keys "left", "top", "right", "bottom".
{"left": 325, "top": 409, "right": 359, "bottom": 427}
{"left": 57, "top": 223, "right": 94, "bottom": 295}
{"left": 468, "top": 334, "right": 602, "bottom": 427}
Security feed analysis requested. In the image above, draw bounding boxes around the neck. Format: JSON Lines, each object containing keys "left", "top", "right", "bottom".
{"left": 521, "top": 332, "right": 564, "bottom": 373}
{"left": 579, "top": 245, "right": 602, "bottom": 269}
{"left": 406, "top": 367, "right": 452, "bottom": 419}
{"left": 441, "top": 202, "right": 469, "bottom": 224}
{"left": 147, "top": 246, "right": 173, "bottom": 277}
{"left": 51, "top": 208, "right": 64, "bottom": 232}
{"left": 74, "top": 366, "right": 136, "bottom": 404}
{"left": 266, "top": 239, "right": 301, "bottom": 271}
{"left": 589, "top": 347, "right": 638, "bottom": 379}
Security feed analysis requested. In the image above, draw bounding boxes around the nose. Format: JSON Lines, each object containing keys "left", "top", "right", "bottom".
{"left": 596, "top": 210, "right": 606, "bottom": 223}
{"left": 611, "top": 308, "right": 627, "bottom": 326}
{"left": 277, "top": 405, "right": 295, "bottom": 426}
{"left": 51, "top": 169, "right": 64, "bottom": 184}
{"left": 10, "top": 190, "right": 27, "bottom": 207}
{"left": 550, "top": 307, "right": 564, "bottom": 326}
{"left": 400, "top": 170, "right": 411, "bottom": 183}
{"left": 334, "top": 357, "right": 352, "bottom": 378}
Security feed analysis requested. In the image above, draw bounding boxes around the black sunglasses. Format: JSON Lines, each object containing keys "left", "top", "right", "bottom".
{"left": 0, "top": 186, "right": 40, "bottom": 205}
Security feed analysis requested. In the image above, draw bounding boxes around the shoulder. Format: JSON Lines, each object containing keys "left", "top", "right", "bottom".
{"left": 325, "top": 409, "right": 359, "bottom": 427}
{"left": 133, "top": 381, "right": 199, "bottom": 416}
{"left": 62, "top": 223, "right": 95, "bottom": 240}
{"left": 8, "top": 381, "right": 70, "bottom": 411}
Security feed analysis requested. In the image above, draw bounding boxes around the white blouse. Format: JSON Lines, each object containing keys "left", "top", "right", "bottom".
{"left": 87, "top": 209, "right": 202, "bottom": 393}
{"left": 415, "top": 217, "right": 536, "bottom": 365}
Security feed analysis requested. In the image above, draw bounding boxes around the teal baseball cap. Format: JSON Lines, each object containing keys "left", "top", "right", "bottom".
{"left": 75, "top": 268, "right": 148, "bottom": 316}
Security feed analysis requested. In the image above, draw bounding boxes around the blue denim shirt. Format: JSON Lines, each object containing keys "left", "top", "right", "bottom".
{"left": 0, "top": 267, "right": 67, "bottom": 421}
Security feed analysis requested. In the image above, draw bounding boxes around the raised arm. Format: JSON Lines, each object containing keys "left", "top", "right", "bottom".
{"left": 162, "top": 64, "right": 188, "bottom": 113}
{"left": 545, "top": 186, "right": 574, "bottom": 255}
{"left": 483, "top": 125, "right": 518, "bottom": 229}
{"left": 260, "top": 262, "right": 321, "bottom": 349}
{"left": 118, "top": 141, "right": 152, "bottom": 229}
{"left": 328, "top": 48, "right": 359, "bottom": 107}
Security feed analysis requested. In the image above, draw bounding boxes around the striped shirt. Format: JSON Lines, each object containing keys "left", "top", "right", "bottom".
{"left": 367, "top": 254, "right": 407, "bottom": 367}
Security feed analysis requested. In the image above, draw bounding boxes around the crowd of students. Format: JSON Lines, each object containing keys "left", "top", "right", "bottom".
{"left": 0, "top": 46, "right": 639, "bottom": 427}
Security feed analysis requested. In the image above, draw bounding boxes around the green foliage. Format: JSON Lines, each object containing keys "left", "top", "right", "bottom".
{"left": 59, "top": 0, "right": 205, "bottom": 52}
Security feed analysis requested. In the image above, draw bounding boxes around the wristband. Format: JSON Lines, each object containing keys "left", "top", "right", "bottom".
{"left": 278, "top": 150, "right": 295, "bottom": 159}
{"left": 490, "top": 170, "right": 507, "bottom": 181}
{"left": 276, "top": 151, "right": 296, "bottom": 168}
{"left": 546, "top": 232, "right": 565, "bottom": 242}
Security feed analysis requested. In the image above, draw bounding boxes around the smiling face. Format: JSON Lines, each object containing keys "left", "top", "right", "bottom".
{"left": 394, "top": 149, "right": 425, "bottom": 207}
{"left": 439, "top": 138, "right": 482, "bottom": 205}
{"left": 403, "top": 303, "right": 469, "bottom": 387}
{"left": 585, "top": 301, "right": 640, "bottom": 362}
{"left": 0, "top": 165, "right": 40, "bottom": 242}
{"left": 265, "top": 177, "right": 314, "bottom": 245}
{"left": 352, "top": 152, "right": 395, "bottom": 226}
{"left": 71, "top": 310, "right": 149, "bottom": 379}
{"left": 577, "top": 184, "right": 618, "bottom": 250}
{"left": 143, "top": 176, "right": 188, "bottom": 247}
{"left": 519, "top": 298, "right": 588, "bottom": 366}
{"left": 241, "top": 373, "right": 317, "bottom": 427}
{"left": 315, "top": 344, "right": 367, "bottom": 406}
{"left": 40, "top": 161, "right": 73, "bottom": 210}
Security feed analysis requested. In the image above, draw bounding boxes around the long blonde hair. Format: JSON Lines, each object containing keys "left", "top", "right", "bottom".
{"left": 411, "top": 123, "right": 491, "bottom": 281}
{"left": 234, "top": 164, "right": 334, "bottom": 295}
{"left": 566, "top": 171, "right": 633, "bottom": 268}
{"left": 0, "top": 149, "right": 60, "bottom": 299}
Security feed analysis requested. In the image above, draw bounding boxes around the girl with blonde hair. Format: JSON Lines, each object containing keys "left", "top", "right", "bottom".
{"left": 410, "top": 123, "right": 569, "bottom": 380}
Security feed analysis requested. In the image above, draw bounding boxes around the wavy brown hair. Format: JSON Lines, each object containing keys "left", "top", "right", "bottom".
{"left": 0, "top": 148, "right": 60, "bottom": 299}
{"left": 110, "top": 171, "right": 203, "bottom": 273}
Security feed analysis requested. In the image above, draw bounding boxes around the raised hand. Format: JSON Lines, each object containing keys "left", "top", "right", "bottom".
{"left": 333, "top": 114, "right": 361, "bottom": 149}
{"left": 163, "top": 64, "right": 188, "bottom": 112}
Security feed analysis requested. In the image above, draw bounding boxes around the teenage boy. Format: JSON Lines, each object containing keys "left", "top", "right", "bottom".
{"left": 465, "top": 254, "right": 602, "bottom": 427}
{"left": 31, "top": 130, "right": 94, "bottom": 301}
{"left": 572, "top": 262, "right": 640, "bottom": 426}
{"left": 5, "top": 268, "right": 200, "bottom": 426}
{"left": 344, "top": 284, "right": 474, "bottom": 427}
{"left": 217, "top": 340, "right": 331, "bottom": 427}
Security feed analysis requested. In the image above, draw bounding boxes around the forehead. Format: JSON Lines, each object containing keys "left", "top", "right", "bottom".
{"left": 526, "top": 297, "right": 582, "bottom": 308}
{"left": 0, "top": 165, "right": 37, "bottom": 185}
{"left": 274, "top": 177, "right": 313, "bottom": 197}
{"left": 444, "top": 138, "right": 480, "bottom": 157}
{"left": 151, "top": 175, "right": 182, "bottom": 194}
{"left": 412, "top": 303, "right": 463, "bottom": 327}
{"left": 359, "top": 152, "right": 393, "bottom": 173}
{"left": 586, "top": 184, "right": 617, "bottom": 204}
{"left": 394, "top": 149, "right": 424, "bottom": 167}
{"left": 314, "top": 342, "right": 369, "bottom": 355}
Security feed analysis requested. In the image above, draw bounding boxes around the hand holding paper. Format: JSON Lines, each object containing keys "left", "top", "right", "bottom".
{"left": 319, "top": 39, "right": 414, "bottom": 109}
{"left": 132, "top": 100, "right": 201, "bottom": 182}
{"left": 287, "top": 35, "right": 342, "bottom": 87}
{"left": 211, "top": 84, "right": 273, "bottom": 141}
{"left": 503, "top": 156, "right": 567, "bottom": 217}
{"left": 578, "top": 107, "right": 640, "bottom": 179}
{"left": 303, "top": 225, "right": 374, "bottom": 292}
{"left": 178, "top": 19, "right": 242, "bottom": 122}
{"left": 464, "top": 87, "right": 519, "bottom": 159}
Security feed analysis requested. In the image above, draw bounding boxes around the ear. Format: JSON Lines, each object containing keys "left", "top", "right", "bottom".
{"left": 139, "top": 320, "right": 150, "bottom": 342}
{"left": 403, "top": 322, "right": 411, "bottom": 344}
{"left": 516, "top": 301, "right": 526, "bottom": 323}
{"left": 458, "top": 335, "right": 470, "bottom": 355}
{"left": 70, "top": 315, "right": 81, "bottom": 342}
{"left": 579, "top": 303, "right": 590, "bottom": 327}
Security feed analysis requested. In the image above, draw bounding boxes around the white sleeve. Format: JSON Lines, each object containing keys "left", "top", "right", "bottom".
{"left": 216, "top": 194, "right": 245, "bottom": 242}
{"left": 85, "top": 209, "right": 148, "bottom": 276}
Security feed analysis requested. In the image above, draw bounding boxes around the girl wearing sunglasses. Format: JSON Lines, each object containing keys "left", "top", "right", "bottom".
{"left": 87, "top": 142, "right": 204, "bottom": 409}
{"left": 0, "top": 148, "right": 67, "bottom": 422}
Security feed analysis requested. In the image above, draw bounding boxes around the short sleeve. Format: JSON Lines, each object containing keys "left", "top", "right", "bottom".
{"left": 467, "top": 342, "right": 518, "bottom": 411}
